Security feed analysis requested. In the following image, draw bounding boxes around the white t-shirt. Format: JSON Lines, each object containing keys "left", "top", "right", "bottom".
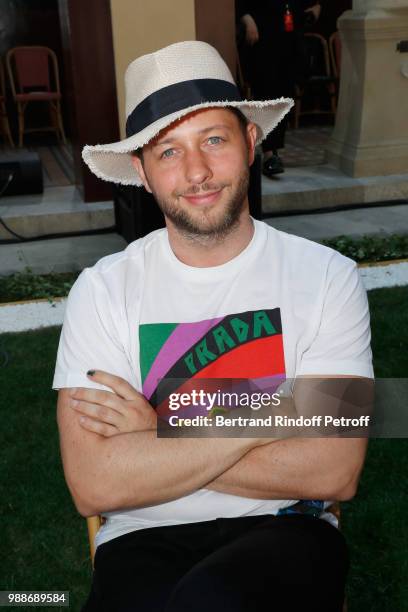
{"left": 53, "top": 218, "right": 374, "bottom": 547}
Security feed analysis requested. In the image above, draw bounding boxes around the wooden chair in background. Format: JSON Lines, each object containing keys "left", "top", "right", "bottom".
{"left": 6, "top": 46, "right": 66, "bottom": 147}
{"left": 294, "top": 33, "right": 338, "bottom": 128}
{"left": 329, "top": 31, "right": 342, "bottom": 80}
{"left": 0, "top": 58, "right": 14, "bottom": 147}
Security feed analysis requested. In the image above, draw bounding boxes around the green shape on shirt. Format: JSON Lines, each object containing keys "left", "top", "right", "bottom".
{"left": 139, "top": 323, "right": 178, "bottom": 383}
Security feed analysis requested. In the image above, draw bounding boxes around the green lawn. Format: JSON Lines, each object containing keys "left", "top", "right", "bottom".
{"left": 1, "top": 286, "right": 407, "bottom": 611}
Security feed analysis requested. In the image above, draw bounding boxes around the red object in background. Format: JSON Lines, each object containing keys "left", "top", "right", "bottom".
{"left": 284, "top": 4, "right": 294, "bottom": 32}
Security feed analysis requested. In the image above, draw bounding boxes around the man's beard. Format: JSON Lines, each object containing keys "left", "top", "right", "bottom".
{"left": 151, "top": 165, "right": 250, "bottom": 242}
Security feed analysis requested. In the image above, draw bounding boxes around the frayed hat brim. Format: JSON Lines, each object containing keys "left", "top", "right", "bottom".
{"left": 82, "top": 97, "right": 294, "bottom": 187}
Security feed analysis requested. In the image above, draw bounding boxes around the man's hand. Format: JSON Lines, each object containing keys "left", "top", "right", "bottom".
{"left": 241, "top": 14, "right": 259, "bottom": 46}
{"left": 304, "top": 4, "right": 321, "bottom": 22}
{"left": 58, "top": 378, "right": 267, "bottom": 515}
{"left": 69, "top": 370, "right": 157, "bottom": 437}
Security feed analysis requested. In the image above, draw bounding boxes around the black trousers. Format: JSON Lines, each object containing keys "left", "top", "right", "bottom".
{"left": 82, "top": 513, "right": 349, "bottom": 611}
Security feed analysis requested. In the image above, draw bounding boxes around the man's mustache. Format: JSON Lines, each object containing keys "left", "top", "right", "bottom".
{"left": 176, "top": 183, "right": 229, "bottom": 197}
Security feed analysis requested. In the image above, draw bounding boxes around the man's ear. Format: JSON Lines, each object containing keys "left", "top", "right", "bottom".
{"left": 131, "top": 153, "right": 153, "bottom": 193}
{"left": 246, "top": 122, "right": 258, "bottom": 167}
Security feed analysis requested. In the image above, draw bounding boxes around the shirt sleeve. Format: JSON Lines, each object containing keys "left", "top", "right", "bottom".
{"left": 52, "top": 268, "right": 134, "bottom": 392}
{"left": 297, "top": 256, "right": 374, "bottom": 378}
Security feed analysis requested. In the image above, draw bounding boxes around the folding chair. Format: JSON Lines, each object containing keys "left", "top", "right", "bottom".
{"left": 6, "top": 46, "right": 66, "bottom": 147}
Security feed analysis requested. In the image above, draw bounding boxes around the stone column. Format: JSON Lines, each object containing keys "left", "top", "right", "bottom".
{"left": 326, "top": 0, "right": 408, "bottom": 176}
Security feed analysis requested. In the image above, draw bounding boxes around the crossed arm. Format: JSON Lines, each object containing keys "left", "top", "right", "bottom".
{"left": 57, "top": 371, "right": 369, "bottom": 517}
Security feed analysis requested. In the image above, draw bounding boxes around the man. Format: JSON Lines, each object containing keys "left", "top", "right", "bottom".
{"left": 54, "top": 41, "right": 373, "bottom": 611}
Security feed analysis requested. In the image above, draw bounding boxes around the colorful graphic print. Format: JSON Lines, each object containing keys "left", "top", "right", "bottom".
{"left": 139, "top": 308, "right": 286, "bottom": 420}
{"left": 139, "top": 309, "right": 326, "bottom": 520}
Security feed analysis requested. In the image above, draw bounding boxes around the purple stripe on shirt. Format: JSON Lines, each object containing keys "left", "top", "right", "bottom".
{"left": 143, "top": 316, "right": 225, "bottom": 400}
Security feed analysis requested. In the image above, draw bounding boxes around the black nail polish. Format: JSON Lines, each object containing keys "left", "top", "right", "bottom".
{"left": 87, "top": 370, "right": 96, "bottom": 376}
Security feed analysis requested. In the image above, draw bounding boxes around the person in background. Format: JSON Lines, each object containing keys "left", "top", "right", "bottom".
{"left": 310, "top": 0, "right": 352, "bottom": 39}
{"left": 236, "top": 0, "right": 321, "bottom": 177}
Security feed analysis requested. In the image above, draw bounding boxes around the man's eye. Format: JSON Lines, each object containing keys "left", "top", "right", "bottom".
{"left": 207, "top": 136, "right": 223, "bottom": 145}
{"left": 161, "top": 149, "right": 175, "bottom": 159}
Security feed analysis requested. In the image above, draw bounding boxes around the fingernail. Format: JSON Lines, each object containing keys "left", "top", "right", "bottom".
{"left": 87, "top": 370, "right": 96, "bottom": 376}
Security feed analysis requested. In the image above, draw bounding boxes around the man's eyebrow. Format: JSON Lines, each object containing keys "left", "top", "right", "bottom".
{"left": 152, "top": 137, "right": 175, "bottom": 148}
{"left": 152, "top": 124, "right": 232, "bottom": 148}
{"left": 197, "top": 123, "right": 232, "bottom": 135}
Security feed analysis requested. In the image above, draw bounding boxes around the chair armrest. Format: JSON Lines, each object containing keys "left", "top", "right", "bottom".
{"left": 86, "top": 515, "right": 103, "bottom": 567}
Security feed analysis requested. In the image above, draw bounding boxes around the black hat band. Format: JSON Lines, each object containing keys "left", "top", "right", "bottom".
{"left": 125, "top": 78, "right": 243, "bottom": 138}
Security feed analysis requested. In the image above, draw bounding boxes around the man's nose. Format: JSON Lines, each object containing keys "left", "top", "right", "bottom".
{"left": 184, "top": 149, "right": 213, "bottom": 185}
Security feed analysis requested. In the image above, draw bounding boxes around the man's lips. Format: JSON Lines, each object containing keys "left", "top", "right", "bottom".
{"left": 181, "top": 188, "right": 223, "bottom": 205}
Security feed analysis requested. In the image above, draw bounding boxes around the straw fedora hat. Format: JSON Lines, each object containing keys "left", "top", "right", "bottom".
{"left": 82, "top": 40, "right": 294, "bottom": 187}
